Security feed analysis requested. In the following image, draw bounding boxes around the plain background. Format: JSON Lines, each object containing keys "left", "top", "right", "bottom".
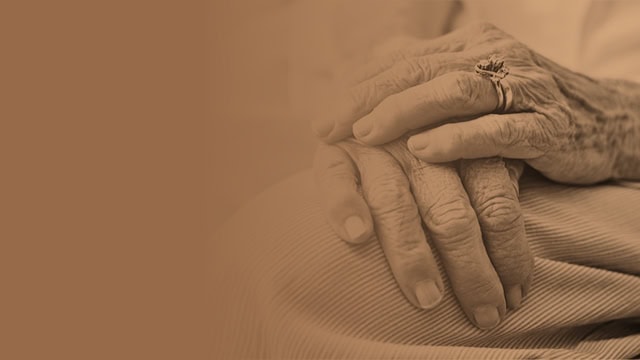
{"left": 1, "top": 2, "right": 314, "bottom": 358}
{"left": 209, "top": 2, "right": 313, "bottom": 233}
{"left": 3, "top": 1, "right": 209, "bottom": 359}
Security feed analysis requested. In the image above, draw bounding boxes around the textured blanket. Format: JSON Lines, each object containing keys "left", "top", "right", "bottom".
{"left": 212, "top": 170, "right": 640, "bottom": 359}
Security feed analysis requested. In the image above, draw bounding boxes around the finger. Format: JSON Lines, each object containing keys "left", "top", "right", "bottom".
{"left": 353, "top": 71, "right": 496, "bottom": 145}
{"left": 384, "top": 143, "right": 506, "bottom": 329}
{"left": 340, "top": 141, "right": 444, "bottom": 310}
{"left": 501, "top": 159, "right": 534, "bottom": 299}
{"left": 408, "top": 113, "right": 551, "bottom": 162}
{"left": 313, "top": 143, "right": 374, "bottom": 244}
{"left": 504, "top": 159, "right": 525, "bottom": 195}
{"left": 417, "top": 164, "right": 506, "bottom": 329}
{"left": 459, "top": 158, "right": 533, "bottom": 310}
{"left": 314, "top": 52, "right": 479, "bottom": 144}
{"left": 312, "top": 22, "right": 506, "bottom": 143}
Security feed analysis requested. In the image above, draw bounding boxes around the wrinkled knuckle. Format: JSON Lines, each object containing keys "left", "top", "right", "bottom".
{"left": 413, "top": 56, "right": 436, "bottom": 81}
{"left": 373, "top": 195, "right": 414, "bottom": 223}
{"left": 525, "top": 72, "right": 559, "bottom": 106}
{"left": 452, "top": 73, "right": 481, "bottom": 108}
{"left": 536, "top": 111, "right": 562, "bottom": 134}
{"left": 369, "top": 183, "right": 422, "bottom": 254}
{"left": 527, "top": 115, "right": 558, "bottom": 150}
{"left": 426, "top": 197, "right": 476, "bottom": 242}
{"left": 366, "top": 174, "right": 411, "bottom": 213}
{"left": 493, "top": 120, "right": 518, "bottom": 147}
{"left": 477, "top": 195, "right": 522, "bottom": 234}
{"left": 407, "top": 157, "right": 429, "bottom": 176}
{"left": 382, "top": 140, "right": 416, "bottom": 170}
{"left": 390, "top": 58, "right": 422, "bottom": 87}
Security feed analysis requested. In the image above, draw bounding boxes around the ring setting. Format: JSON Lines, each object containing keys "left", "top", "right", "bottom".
{"left": 475, "top": 55, "right": 512, "bottom": 113}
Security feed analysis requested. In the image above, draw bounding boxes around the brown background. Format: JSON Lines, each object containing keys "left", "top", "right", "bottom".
{"left": 3, "top": 1, "right": 210, "bottom": 359}
{"left": 209, "top": 2, "right": 314, "bottom": 233}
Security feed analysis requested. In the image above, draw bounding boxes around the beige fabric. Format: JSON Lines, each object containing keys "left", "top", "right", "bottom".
{"left": 212, "top": 170, "right": 640, "bottom": 359}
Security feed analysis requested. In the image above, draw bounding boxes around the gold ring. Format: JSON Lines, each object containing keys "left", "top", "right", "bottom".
{"left": 475, "top": 55, "right": 511, "bottom": 113}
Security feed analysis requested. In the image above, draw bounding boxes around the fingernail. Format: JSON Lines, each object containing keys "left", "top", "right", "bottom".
{"left": 353, "top": 116, "right": 373, "bottom": 139}
{"left": 414, "top": 280, "right": 442, "bottom": 309}
{"left": 311, "top": 118, "right": 334, "bottom": 138}
{"left": 473, "top": 305, "right": 501, "bottom": 329}
{"left": 506, "top": 285, "right": 523, "bottom": 310}
{"left": 344, "top": 216, "right": 366, "bottom": 241}
{"left": 407, "top": 136, "right": 428, "bottom": 151}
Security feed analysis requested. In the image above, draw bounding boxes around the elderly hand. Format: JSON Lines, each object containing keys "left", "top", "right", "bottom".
{"left": 314, "top": 140, "right": 533, "bottom": 329}
{"left": 314, "top": 22, "right": 640, "bottom": 184}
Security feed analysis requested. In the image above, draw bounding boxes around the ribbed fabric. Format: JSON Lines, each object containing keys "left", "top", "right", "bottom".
{"left": 212, "top": 170, "right": 640, "bottom": 359}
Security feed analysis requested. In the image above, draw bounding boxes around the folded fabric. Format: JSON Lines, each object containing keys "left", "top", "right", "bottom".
{"left": 212, "top": 170, "right": 640, "bottom": 359}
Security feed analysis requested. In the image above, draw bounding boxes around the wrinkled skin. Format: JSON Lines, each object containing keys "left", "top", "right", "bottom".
{"left": 312, "top": 22, "right": 640, "bottom": 329}
{"left": 314, "top": 22, "right": 640, "bottom": 184}
{"left": 315, "top": 139, "right": 533, "bottom": 330}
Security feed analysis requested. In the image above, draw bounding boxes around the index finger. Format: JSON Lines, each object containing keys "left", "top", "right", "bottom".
{"left": 353, "top": 70, "right": 495, "bottom": 145}
{"left": 340, "top": 141, "right": 444, "bottom": 310}
{"left": 314, "top": 52, "right": 476, "bottom": 144}
{"left": 312, "top": 22, "right": 505, "bottom": 143}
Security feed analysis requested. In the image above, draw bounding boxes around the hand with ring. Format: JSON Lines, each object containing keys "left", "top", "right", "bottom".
{"left": 312, "top": 21, "right": 640, "bottom": 329}
{"left": 313, "top": 22, "right": 640, "bottom": 184}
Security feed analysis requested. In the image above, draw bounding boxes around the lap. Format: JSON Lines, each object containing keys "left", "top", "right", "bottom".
{"left": 212, "top": 170, "right": 640, "bottom": 359}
